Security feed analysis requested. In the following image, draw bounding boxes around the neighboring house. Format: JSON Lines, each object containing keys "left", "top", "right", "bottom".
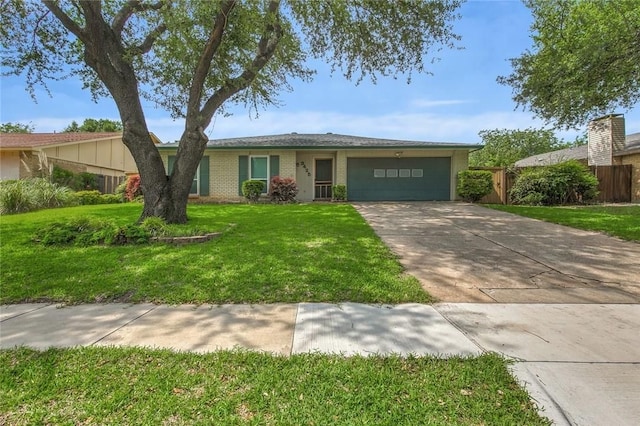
{"left": 514, "top": 114, "right": 640, "bottom": 201}
{"left": 157, "top": 133, "right": 482, "bottom": 202}
{"left": 514, "top": 144, "right": 588, "bottom": 167}
{"left": 0, "top": 132, "right": 161, "bottom": 192}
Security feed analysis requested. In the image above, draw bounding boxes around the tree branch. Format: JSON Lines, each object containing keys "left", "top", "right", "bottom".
{"left": 132, "top": 23, "right": 167, "bottom": 54}
{"left": 199, "top": 0, "right": 283, "bottom": 126}
{"left": 112, "top": 0, "right": 165, "bottom": 35}
{"left": 186, "top": 0, "right": 237, "bottom": 122}
{"left": 42, "top": 0, "right": 86, "bottom": 41}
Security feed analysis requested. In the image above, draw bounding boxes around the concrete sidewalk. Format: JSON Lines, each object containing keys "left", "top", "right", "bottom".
{"left": 2, "top": 302, "right": 639, "bottom": 425}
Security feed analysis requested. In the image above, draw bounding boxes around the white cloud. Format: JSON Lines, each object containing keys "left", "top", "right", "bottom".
{"left": 409, "top": 99, "right": 473, "bottom": 108}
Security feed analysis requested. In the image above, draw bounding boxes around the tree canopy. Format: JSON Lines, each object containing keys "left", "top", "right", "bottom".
{"left": 498, "top": 0, "right": 640, "bottom": 129}
{"left": 470, "top": 128, "right": 574, "bottom": 168}
{"left": 1, "top": 0, "right": 462, "bottom": 223}
{"left": 0, "top": 122, "right": 34, "bottom": 133}
{"left": 63, "top": 118, "right": 123, "bottom": 133}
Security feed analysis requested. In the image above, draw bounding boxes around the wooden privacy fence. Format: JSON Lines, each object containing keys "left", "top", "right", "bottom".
{"left": 590, "top": 165, "right": 632, "bottom": 203}
{"left": 473, "top": 165, "right": 632, "bottom": 204}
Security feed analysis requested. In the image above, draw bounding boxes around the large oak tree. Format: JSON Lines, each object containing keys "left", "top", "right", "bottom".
{"left": 2, "top": 0, "right": 462, "bottom": 222}
{"left": 499, "top": 0, "right": 640, "bottom": 129}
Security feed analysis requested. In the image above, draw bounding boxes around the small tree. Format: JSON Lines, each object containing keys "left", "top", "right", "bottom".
{"left": 456, "top": 170, "right": 493, "bottom": 203}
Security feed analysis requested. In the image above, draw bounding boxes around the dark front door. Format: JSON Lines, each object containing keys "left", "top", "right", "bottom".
{"left": 314, "top": 159, "right": 333, "bottom": 199}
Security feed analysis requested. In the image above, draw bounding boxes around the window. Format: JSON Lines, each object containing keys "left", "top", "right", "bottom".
{"left": 250, "top": 156, "right": 269, "bottom": 193}
{"left": 190, "top": 164, "right": 200, "bottom": 195}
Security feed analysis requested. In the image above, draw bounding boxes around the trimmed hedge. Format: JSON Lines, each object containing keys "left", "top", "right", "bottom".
{"left": 242, "top": 180, "right": 265, "bottom": 202}
{"left": 457, "top": 170, "right": 493, "bottom": 202}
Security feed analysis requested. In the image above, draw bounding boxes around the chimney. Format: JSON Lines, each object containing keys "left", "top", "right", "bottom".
{"left": 587, "top": 114, "right": 625, "bottom": 166}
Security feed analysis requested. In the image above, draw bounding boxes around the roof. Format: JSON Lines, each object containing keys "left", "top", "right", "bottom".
{"left": 615, "top": 132, "right": 640, "bottom": 156}
{"left": 158, "top": 133, "right": 481, "bottom": 150}
{"left": 515, "top": 145, "right": 588, "bottom": 167}
{"left": 515, "top": 131, "right": 640, "bottom": 167}
{"left": 0, "top": 132, "right": 162, "bottom": 150}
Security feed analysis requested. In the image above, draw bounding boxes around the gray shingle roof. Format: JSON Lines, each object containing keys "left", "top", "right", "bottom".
{"left": 617, "top": 132, "right": 640, "bottom": 155}
{"left": 159, "top": 133, "right": 481, "bottom": 150}
{"left": 515, "top": 145, "right": 588, "bottom": 167}
{"left": 516, "top": 132, "right": 640, "bottom": 166}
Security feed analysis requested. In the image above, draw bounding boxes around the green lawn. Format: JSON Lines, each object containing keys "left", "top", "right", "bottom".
{"left": 0, "top": 347, "right": 549, "bottom": 425}
{"left": 0, "top": 203, "right": 430, "bottom": 304}
{"left": 484, "top": 204, "right": 640, "bottom": 242}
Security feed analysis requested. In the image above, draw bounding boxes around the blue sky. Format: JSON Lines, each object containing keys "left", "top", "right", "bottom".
{"left": 1, "top": 0, "right": 639, "bottom": 144}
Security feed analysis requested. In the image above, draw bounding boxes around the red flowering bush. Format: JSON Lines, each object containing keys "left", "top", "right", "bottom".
{"left": 269, "top": 176, "right": 298, "bottom": 203}
{"left": 124, "top": 174, "right": 142, "bottom": 201}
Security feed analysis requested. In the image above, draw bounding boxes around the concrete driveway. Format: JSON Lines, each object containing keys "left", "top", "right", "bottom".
{"left": 354, "top": 202, "right": 640, "bottom": 303}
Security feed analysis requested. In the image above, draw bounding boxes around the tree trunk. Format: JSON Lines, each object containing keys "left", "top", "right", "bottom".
{"left": 134, "top": 128, "right": 208, "bottom": 224}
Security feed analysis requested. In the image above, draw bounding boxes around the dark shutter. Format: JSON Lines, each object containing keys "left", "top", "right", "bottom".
{"left": 199, "top": 156, "right": 209, "bottom": 196}
{"left": 270, "top": 155, "right": 280, "bottom": 178}
{"left": 238, "top": 155, "right": 248, "bottom": 196}
{"left": 168, "top": 155, "right": 176, "bottom": 174}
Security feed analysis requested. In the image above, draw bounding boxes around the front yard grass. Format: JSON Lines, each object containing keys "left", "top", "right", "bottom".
{"left": 0, "top": 347, "right": 550, "bottom": 425}
{"left": 484, "top": 204, "right": 640, "bottom": 242}
{"left": 0, "top": 203, "right": 430, "bottom": 304}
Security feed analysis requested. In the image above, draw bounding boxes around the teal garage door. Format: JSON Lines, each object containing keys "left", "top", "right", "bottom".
{"left": 347, "top": 157, "right": 451, "bottom": 201}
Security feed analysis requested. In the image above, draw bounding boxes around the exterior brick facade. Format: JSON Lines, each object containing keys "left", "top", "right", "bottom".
{"left": 619, "top": 152, "right": 640, "bottom": 201}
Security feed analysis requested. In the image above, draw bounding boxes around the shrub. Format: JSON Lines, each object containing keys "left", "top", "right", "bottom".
{"left": 100, "top": 194, "right": 123, "bottom": 204}
{"left": 77, "top": 172, "right": 98, "bottom": 190}
{"left": 510, "top": 160, "right": 599, "bottom": 205}
{"left": 125, "top": 174, "right": 142, "bottom": 201}
{"left": 140, "top": 217, "right": 169, "bottom": 237}
{"left": 269, "top": 176, "right": 298, "bottom": 203}
{"left": 51, "top": 166, "right": 98, "bottom": 191}
{"left": 76, "top": 190, "right": 104, "bottom": 205}
{"left": 242, "top": 180, "right": 265, "bottom": 202}
{"left": 332, "top": 184, "right": 347, "bottom": 201}
{"left": 32, "top": 218, "right": 151, "bottom": 246}
{"left": 0, "top": 180, "right": 33, "bottom": 214}
{"left": 0, "top": 178, "right": 77, "bottom": 214}
{"left": 75, "top": 191, "right": 122, "bottom": 205}
{"left": 51, "top": 165, "right": 76, "bottom": 188}
{"left": 456, "top": 170, "right": 493, "bottom": 202}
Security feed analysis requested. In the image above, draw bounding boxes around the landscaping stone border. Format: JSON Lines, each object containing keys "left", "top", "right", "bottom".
{"left": 151, "top": 233, "right": 221, "bottom": 245}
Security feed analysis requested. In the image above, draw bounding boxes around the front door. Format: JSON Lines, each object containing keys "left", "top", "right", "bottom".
{"left": 314, "top": 159, "right": 333, "bottom": 200}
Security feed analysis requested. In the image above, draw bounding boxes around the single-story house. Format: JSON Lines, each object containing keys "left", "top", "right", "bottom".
{"left": 157, "top": 133, "right": 482, "bottom": 202}
{"left": 0, "top": 132, "right": 162, "bottom": 192}
{"left": 514, "top": 114, "right": 640, "bottom": 201}
{"left": 514, "top": 144, "right": 589, "bottom": 167}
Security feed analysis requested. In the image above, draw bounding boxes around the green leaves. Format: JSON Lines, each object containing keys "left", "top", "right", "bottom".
{"left": 470, "top": 128, "right": 572, "bottom": 168}
{"left": 499, "top": 0, "right": 640, "bottom": 128}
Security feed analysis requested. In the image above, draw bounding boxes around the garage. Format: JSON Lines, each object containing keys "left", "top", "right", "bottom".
{"left": 347, "top": 157, "right": 451, "bottom": 201}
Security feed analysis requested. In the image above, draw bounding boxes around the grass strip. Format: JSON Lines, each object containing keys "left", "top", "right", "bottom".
{"left": 484, "top": 204, "right": 640, "bottom": 241}
{"left": 0, "top": 347, "right": 549, "bottom": 425}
